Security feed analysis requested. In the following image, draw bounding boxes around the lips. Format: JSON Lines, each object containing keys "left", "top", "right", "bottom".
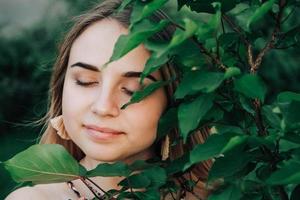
{"left": 84, "top": 124, "right": 124, "bottom": 141}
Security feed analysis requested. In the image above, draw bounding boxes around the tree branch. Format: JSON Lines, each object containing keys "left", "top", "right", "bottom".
{"left": 221, "top": 13, "right": 250, "bottom": 46}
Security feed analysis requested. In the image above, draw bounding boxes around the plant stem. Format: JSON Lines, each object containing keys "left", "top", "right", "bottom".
{"left": 85, "top": 177, "right": 110, "bottom": 196}
{"left": 253, "top": 99, "right": 267, "bottom": 136}
{"left": 80, "top": 177, "right": 102, "bottom": 200}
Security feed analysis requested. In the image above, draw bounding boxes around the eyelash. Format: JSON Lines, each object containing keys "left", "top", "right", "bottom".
{"left": 76, "top": 80, "right": 135, "bottom": 96}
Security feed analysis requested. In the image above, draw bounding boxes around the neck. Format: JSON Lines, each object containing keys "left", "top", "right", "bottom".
{"left": 80, "top": 148, "right": 155, "bottom": 170}
{"left": 77, "top": 148, "right": 155, "bottom": 195}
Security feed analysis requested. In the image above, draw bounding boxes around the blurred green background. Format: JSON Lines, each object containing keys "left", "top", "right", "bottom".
{"left": 0, "top": 0, "right": 299, "bottom": 198}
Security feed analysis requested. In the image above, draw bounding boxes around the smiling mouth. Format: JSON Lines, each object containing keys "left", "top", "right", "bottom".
{"left": 84, "top": 124, "right": 124, "bottom": 141}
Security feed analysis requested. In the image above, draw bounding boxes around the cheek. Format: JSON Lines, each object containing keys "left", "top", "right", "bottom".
{"left": 125, "top": 89, "right": 167, "bottom": 140}
{"left": 61, "top": 79, "right": 93, "bottom": 129}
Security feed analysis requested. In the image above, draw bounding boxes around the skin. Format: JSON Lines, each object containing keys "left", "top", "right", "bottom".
{"left": 6, "top": 19, "right": 167, "bottom": 199}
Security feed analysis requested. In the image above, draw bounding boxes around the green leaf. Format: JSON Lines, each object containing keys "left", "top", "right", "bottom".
{"left": 247, "top": 0, "right": 276, "bottom": 30}
{"left": 170, "top": 18, "right": 198, "bottom": 47}
{"left": 280, "top": 101, "right": 300, "bottom": 130}
{"left": 3, "top": 144, "right": 80, "bottom": 184}
{"left": 134, "top": 188, "right": 161, "bottom": 200}
{"left": 276, "top": 25, "right": 300, "bottom": 48}
{"left": 140, "top": 41, "right": 170, "bottom": 83}
{"left": 185, "top": 134, "right": 229, "bottom": 170}
{"left": 116, "top": 0, "right": 134, "bottom": 13}
{"left": 279, "top": 139, "right": 300, "bottom": 152}
{"left": 165, "top": 153, "right": 190, "bottom": 175}
{"left": 108, "top": 19, "right": 169, "bottom": 63}
{"left": 121, "top": 80, "right": 170, "bottom": 109}
{"left": 183, "top": 0, "right": 237, "bottom": 13}
{"left": 208, "top": 184, "right": 242, "bottom": 200}
{"left": 267, "top": 158, "right": 300, "bottom": 185}
{"left": 277, "top": 91, "right": 300, "bottom": 103}
{"left": 224, "top": 67, "right": 241, "bottom": 79}
{"left": 173, "top": 40, "right": 206, "bottom": 69}
{"left": 234, "top": 74, "right": 267, "bottom": 102}
{"left": 262, "top": 105, "right": 281, "bottom": 130}
{"left": 175, "top": 70, "right": 224, "bottom": 99}
{"left": 291, "top": 184, "right": 300, "bottom": 200}
{"left": 131, "top": 0, "right": 168, "bottom": 24}
{"left": 142, "top": 166, "right": 167, "bottom": 188}
{"left": 87, "top": 162, "right": 131, "bottom": 177}
{"left": 128, "top": 160, "right": 154, "bottom": 171}
{"left": 239, "top": 95, "right": 255, "bottom": 114}
{"left": 208, "top": 151, "right": 252, "bottom": 182}
{"left": 157, "top": 107, "right": 178, "bottom": 139}
{"left": 221, "top": 135, "right": 248, "bottom": 153}
{"left": 140, "top": 18, "right": 200, "bottom": 83}
{"left": 119, "top": 173, "right": 151, "bottom": 188}
{"left": 196, "top": 2, "right": 221, "bottom": 41}
{"left": 178, "top": 94, "right": 214, "bottom": 142}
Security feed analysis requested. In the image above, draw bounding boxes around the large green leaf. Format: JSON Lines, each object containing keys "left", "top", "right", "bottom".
{"left": 234, "top": 74, "right": 267, "bottom": 102}
{"left": 187, "top": 134, "right": 246, "bottom": 171}
{"left": 247, "top": 0, "right": 276, "bottom": 30}
{"left": 87, "top": 161, "right": 131, "bottom": 177}
{"left": 131, "top": 0, "right": 168, "bottom": 24}
{"left": 121, "top": 80, "right": 170, "bottom": 109}
{"left": 267, "top": 158, "right": 300, "bottom": 185}
{"left": 208, "top": 149, "right": 252, "bottom": 182}
{"left": 108, "top": 19, "right": 169, "bottom": 63}
{"left": 3, "top": 144, "right": 80, "bottom": 184}
{"left": 175, "top": 70, "right": 224, "bottom": 99}
{"left": 178, "top": 94, "right": 214, "bottom": 142}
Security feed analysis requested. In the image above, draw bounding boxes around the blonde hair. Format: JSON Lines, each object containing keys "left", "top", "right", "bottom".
{"left": 39, "top": 0, "right": 212, "bottom": 197}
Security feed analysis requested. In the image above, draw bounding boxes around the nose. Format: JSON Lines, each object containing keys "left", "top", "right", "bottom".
{"left": 90, "top": 87, "right": 120, "bottom": 117}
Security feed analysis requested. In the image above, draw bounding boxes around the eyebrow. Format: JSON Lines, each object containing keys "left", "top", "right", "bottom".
{"left": 70, "top": 62, "right": 158, "bottom": 82}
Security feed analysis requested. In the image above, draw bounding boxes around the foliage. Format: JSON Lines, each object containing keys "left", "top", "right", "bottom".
{"left": 2, "top": 0, "right": 300, "bottom": 199}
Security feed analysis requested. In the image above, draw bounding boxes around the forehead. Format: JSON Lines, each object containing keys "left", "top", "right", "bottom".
{"left": 68, "top": 19, "right": 153, "bottom": 74}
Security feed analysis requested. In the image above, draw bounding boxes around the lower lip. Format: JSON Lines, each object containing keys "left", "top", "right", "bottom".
{"left": 85, "top": 128, "right": 124, "bottom": 141}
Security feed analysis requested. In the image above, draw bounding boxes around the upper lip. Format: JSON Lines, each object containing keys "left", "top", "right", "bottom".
{"left": 84, "top": 124, "right": 124, "bottom": 134}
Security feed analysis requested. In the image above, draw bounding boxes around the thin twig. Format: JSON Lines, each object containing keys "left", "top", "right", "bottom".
{"left": 221, "top": 13, "right": 250, "bottom": 46}
{"left": 253, "top": 99, "right": 267, "bottom": 136}
{"left": 85, "top": 177, "right": 110, "bottom": 196}
{"left": 80, "top": 177, "right": 102, "bottom": 200}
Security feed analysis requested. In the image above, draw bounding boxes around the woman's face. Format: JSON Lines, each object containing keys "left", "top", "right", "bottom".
{"left": 62, "top": 19, "right": 167, "bottom": 163}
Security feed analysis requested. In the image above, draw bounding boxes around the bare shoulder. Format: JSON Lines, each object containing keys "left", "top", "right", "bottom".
{"left": 5, "top": 186, "right": 47, "bottom": 200}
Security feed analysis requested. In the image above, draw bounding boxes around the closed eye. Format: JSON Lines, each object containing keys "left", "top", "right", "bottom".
{"left": 76, "top": 80, "right": 99, "bottom": 87}
{"left": 121, "top": 87, "right": 135, "bottom": 96}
